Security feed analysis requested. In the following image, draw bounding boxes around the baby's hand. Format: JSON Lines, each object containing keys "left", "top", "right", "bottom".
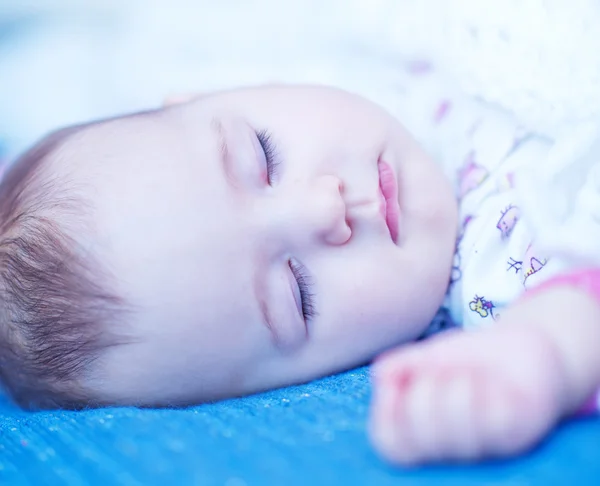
{"left": 368, "top": 324, "right": 567, "bottom": 464}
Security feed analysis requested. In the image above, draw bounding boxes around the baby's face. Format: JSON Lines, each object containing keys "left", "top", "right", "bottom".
{"left": 72, "top": 85, "right": 457, "bottom": 405}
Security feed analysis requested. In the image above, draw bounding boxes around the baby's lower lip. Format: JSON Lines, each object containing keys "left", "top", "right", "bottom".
{"left": 378, "top": 160, "right": 400, "bottom": 244}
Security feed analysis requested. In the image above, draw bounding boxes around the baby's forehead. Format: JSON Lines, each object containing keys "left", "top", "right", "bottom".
{"left": 61, "top": 111, "right": 165, "bottom": 154}
{"left": 56, "top": 106, "right": 225, "bottom": 223}
{"left": 5, "top": 112, "right": 176, "bottom": 244}
{"left": 45, "top": 111, "right": 178, "bottom": 177}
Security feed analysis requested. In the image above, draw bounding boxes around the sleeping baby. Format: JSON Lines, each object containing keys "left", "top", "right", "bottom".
{"left": 1, "top": 0, "right": 600, "bottom": 467}
{"left": 0, "top": 80, "right": 598, "bottom": 466}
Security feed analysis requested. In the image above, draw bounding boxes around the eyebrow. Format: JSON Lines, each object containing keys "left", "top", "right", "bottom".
{"left": 211, "top": 118, "right": 238, "bottom": 188}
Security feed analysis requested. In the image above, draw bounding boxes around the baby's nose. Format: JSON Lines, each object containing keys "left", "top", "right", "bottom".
{"left": 298, "top": 175, "right": 351, "bottom": 245}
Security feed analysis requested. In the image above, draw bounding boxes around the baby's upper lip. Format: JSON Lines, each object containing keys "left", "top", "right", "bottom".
{"left": 377, "top": 159, "right": 400, "bottom": 244}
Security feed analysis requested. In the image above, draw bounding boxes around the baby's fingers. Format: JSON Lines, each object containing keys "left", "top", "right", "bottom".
{"left": 369, "top": 359, "right": 421, "bottom": 464}
{"left": 371, "top": 365, "right": 496, "bottom": 464}
{"left": 435, "top": 373, "right": 481, "bottom": 461}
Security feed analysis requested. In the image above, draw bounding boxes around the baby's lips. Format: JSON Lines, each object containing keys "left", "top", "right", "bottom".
{"left": 377, "top": 159, "right": 400, "bottom": 243}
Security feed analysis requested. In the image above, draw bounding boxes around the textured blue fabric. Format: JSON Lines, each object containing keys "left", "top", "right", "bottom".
{"left": 1, "top": 367, "right": 599, "bottom": 486}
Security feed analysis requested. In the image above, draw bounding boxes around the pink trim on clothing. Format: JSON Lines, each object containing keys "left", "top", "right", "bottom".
{"left": 526, "top": 268, "right": 600, "bottom": 301}
{"left": 526, "top": 268, "right": 600, "bottom": 415}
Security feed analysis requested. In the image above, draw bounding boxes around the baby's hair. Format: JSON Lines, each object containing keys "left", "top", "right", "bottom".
{"left": 0, "top": 127, "right": 126, "bottom": 409}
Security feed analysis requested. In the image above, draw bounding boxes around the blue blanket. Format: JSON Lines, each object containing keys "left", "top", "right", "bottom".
{"left": 1, "top": 367, "right": 599, "bottom": 485}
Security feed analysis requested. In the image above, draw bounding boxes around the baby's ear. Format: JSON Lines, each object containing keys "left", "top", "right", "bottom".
{"left": 162, "top": 93, "right": 201, "bottom": 107}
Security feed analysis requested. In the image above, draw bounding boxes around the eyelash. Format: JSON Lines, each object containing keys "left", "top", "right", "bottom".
{"left": 256, "top": 129, "right": 280, "bottom": 185}
{"left": 289, "top": 259, "right": 317, "bottom": 323}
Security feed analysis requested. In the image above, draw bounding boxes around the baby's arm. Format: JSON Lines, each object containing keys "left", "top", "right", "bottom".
{"left": 369, "top": 274, "right": 600, "bottom": 465}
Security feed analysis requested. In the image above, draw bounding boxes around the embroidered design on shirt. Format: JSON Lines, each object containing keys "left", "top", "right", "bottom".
{"left": 434, "top": 99, "right": 452, "bottom": 123}
{"left": 469, "top": 295, "right": 495, "bottom": 319}
{"left": 458, "top": 151, "right": 489, "bottom": 198}
{"left": 507, "top": 244, "right": 548, "bottom": 287}
{"left": 497, "top": 204, "right": 520, "bottom": 239}
{"left": 523, "top": 256, "right": 548, "bottom": 286}
{"left": 507, "top": 257, "right": 522, "bottom": 274}
{"left": 522, "top": 243, "right": 548, "bottom": 286}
